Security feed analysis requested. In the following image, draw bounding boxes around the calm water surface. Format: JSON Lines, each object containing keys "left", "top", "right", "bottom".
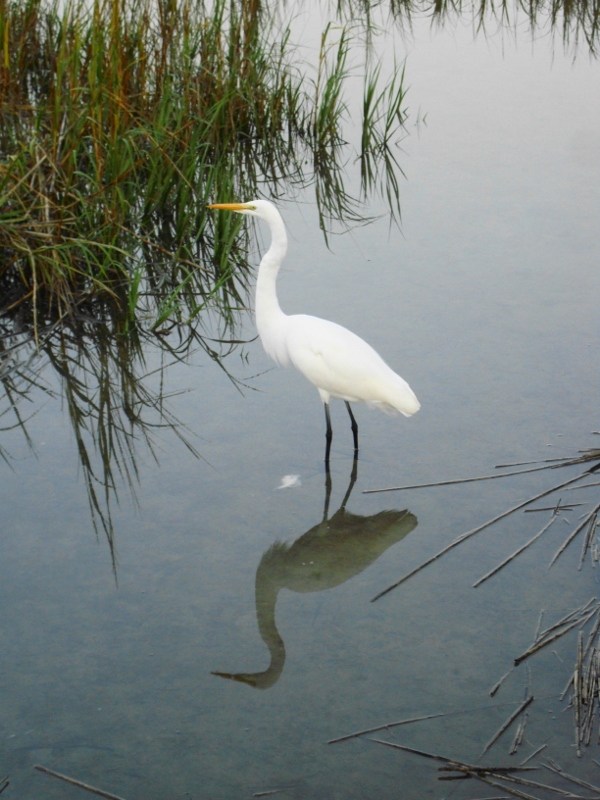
{"left": 1, "top": 12, "right": 600, "bottom": 800}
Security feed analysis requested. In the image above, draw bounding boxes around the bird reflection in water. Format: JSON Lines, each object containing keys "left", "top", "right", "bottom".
{"left": 212, "top": 460, "right": 417, "bottom": 689}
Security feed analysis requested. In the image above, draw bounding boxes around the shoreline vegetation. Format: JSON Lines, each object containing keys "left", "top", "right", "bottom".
{"left": 0, "top": 0, "right": 408, "bottom": 335}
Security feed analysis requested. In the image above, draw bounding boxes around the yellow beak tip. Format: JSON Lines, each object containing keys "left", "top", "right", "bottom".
{"left": 207, "top": 202, "right": 247, "bottom": 211}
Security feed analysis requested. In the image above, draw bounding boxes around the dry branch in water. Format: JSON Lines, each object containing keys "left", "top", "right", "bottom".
{"left": 368, "top": 739, "right": 599, "bottom": 799}
{"left": 473, "top": 514, "right": 559, "bottom": 588}
{"left": 327, "top": 712, "right": 445, "bottom": 744}
{"left": 514, "top": 599, "right": 598, "bottom": 667}
{"left": 481, "top": 697, "right": 534, "bottom": 756}
{"left": 34, "top": 765, "right": 128, "bottom": 800}
{"left": 550, "top": 502, "right": 600, "bottom": 567}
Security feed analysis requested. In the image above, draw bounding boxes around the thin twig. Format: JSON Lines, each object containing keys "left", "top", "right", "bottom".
{"left": 525, "top": 504, "right": 584, "bottom": 512}
{"left": 481, "top": 697, "right": 534, "bottom": 755}
{"left": 474, "top": 771, "right": 590, "bottom": 799}
{"left": 327, "top": 712, "right": 445, "bottom": 744}
{"left": 474, "top": 515, "right": 558, "bottom": 588}
{"left": 575, "top": 631, "right": 584, "bottom": 757}
{"left": 515, "top": 618, "right": 583, "bottom": 666}
{"left": 490, "top": 669, "right": 514, "bottom": 698}
{"left": 510, "top": 713, "right": 528, "bottom": 755}
{"left": 543, "top": 758, "right": 600, "bottom": 794}
{"left": 584, "top": 610, "right": 600, "bottom": 660}
{"left": 496, "top": 458, "right": 576, "bottom": 467}
{"left": 468, "top": 776, "right": 540, "bottom": 800}
{"left": 550, "top": 502, "right": 600, "bottom": 568}
{"left": 367, "top": 739, "right": 535, "bottom": 773}
{"left": 519, "top": 744, "right": 547, "bottom": 766}
{"left": 540, "top": 599, "right": 597, "bottom": 641}
{"left": 580, "top": 514, "right": 599, "bottom": 570}
{"left": 34, "top": 765, "right": 128, "bottom": 800}
{"left": 363, "top": 460, "right": 579, "bottom": 494}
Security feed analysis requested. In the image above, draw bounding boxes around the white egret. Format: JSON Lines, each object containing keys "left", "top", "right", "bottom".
{"left": 208, "top": 200, "right": 420, "bottom": 464}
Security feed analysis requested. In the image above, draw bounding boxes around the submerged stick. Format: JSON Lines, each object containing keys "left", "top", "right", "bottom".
{"left": 474, "top": 515, "right": 558, "bottom": 588}
{"left": 490, "top": 669, "right": 514, "bottom": 698}
{"left": 372, "top": 471, "right": 589, "bottom": 601}
{"left": 509, "top": 713, "right": 528, "bottom": 755}
{"left": 467, "top": 775, "right": 540, "bottom": 800}
{"left": 367, "top": 740, "right": 536, "bottom": 774}
{"left": 481, "top": 697, "right": 534, "bottom": 755}
{"left": 584, "top": 608, "right": 600, "bottom": 660}
{"left": 496, "top": 458, "right": 576, "bottom": 467}
{"left": 561, "top": 608, "right": 600, "bottom": 700}
{"left": 514, "top": 618, "right": 583, "bottom": 666}
{"left": 524, "top": 504, "right": 583, "bottom": 512}
{"left": 550, "top": 502, "right": 600, "bottom": 568}
{"left": 476, "top": 770, "right": 591, "bottom": 799}
{"left": 564, "top": 481, "right": 600, "bottom": 491}
{"left": 368, "top": 738, "right": 461, "bottom": 764}
{"left": 519, "top": 744, "right": 547, "bottom": 765}
{"left": 364, "top": 460, "right": 578, "bottom": 494}
{"left": 575, "top": 631, "right": 584, "bottom": 757}
{"left": 327, "top": 712, "right": 445, "bottom": 744}
{"left": 539, "top": 598, "right": 597, "bottom": 641}
{"left": 580, "top": 513, "right": 599, "bottom": 570}
{"left": 34, "top": 766, "right": 128, "bottom": 800}
{"left": 543, "top": 758, "right": 600, "bottom": 794}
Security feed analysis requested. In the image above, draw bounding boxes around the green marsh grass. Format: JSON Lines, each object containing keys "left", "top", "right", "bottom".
{"left": 0, "top": 0, "right": 411, "bottom": 546}
{"left": 0, "top": 0, "right": 409, "bottom": 334}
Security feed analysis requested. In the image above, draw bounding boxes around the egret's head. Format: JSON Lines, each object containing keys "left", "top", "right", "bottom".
{"left": 207, "top": 199, "right": 275, "bottom": 220}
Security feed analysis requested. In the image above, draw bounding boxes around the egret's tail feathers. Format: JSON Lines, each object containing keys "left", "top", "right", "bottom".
{"left": 373, "top": 374, "right": 420, "bottom": 417}
{"left": 369, "top": 398, "right": 420, "bottom": 416}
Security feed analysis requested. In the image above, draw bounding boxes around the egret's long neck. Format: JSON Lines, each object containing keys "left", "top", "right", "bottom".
{"left": 255, "top": 211, "right": 289, "bottom": 364}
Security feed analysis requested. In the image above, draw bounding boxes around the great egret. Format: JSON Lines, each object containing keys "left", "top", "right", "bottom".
{"left": 208, "top": 200, "right": 420, "bottom": 464}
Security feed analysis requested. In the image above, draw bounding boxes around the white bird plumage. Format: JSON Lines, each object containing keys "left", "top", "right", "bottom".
{"left": 208, "top": 199, "right": 420, "bottom": 463}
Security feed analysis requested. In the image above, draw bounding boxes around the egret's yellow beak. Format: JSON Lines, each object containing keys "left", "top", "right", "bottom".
{"left": 207, "top": 202, "right": 251, "bottom": 211}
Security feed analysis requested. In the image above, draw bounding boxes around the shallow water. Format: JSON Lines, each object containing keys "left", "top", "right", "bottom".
{"left": 1, "top": 11, "right": 600, "bottom": 800}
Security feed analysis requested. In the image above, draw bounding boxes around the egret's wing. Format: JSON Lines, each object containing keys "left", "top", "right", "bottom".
{"left": 285, "top": 315, "right": 389, "bottom": 399}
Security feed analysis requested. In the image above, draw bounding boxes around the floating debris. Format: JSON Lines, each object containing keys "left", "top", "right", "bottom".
{"left": 473, "top": 514, "right": 559, "bottom": 589}
{"left": 327, "top": 711, "right": 445, "bottom": 744}
{"left": 514, "top": 598, "right": 598, "bottom": 667}
{"left": 549, "top": 502, "right": 600, "bottom": 568}
{"left": 34, "top": 765, "right": 128, "bottom": 800}
{"left": 481, "top": 697, "right": 534, "bottom": 756}
{"left": 519, "top": 744, "right": 547, "bottom": 766}
{"left": 368, "top": 739, "right": 597, "bottom": 799}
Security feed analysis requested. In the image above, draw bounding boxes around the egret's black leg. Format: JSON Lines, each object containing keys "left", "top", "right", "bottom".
{"left": 323, "top": 469, "right": 333, "bottom": 521}
{"left": 345, "top": 401, "right": 359, "bottom": 454}
{"left": 324, "top": 402, "right": 333, "bottom": 470}
{"left": 340, "top": 455, "right": 359, "bottom": 511}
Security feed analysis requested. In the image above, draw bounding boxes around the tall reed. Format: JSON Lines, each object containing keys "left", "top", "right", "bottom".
{"left": 0, "top": 0, "right": 406, "bottom": 331}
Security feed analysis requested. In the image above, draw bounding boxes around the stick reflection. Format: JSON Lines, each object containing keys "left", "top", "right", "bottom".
{"left": 212, "top": 459, "right": 417, "bottom": 689}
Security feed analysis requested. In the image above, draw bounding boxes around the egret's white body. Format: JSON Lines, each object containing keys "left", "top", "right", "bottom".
{"left": 208, "top": 199, "right": 420, "bottom": 460}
